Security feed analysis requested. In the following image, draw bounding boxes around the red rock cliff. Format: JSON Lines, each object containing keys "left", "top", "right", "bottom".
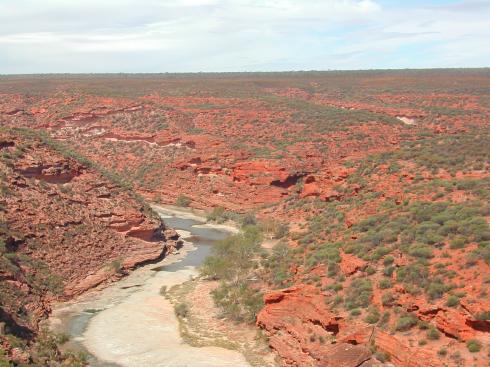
{"left": 0, "top": 128, "right": 181, "bottom": 340}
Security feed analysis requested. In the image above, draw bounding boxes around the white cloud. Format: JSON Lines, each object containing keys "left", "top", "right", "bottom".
{"left": 0, "top": 0, "right": 488, "bottom": 72}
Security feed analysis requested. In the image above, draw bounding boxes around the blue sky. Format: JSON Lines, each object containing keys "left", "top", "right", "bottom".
{"left": 0, "top": 0, "right": 489, "bottom": 73}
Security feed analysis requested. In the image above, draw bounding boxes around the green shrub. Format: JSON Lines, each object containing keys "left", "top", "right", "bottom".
{"left": 372, "top": 247, "right": 391, "bottom": 260}
{"left": 332, "top": 295, "right": 343, "bottom": 306}
{"left": 260, "top": 218, "right": 289, "bottom": 239}
{"left": 364, "top": 308, "right": 380, "bottom": 324}
{"left": 395, "top": 314, "right": 418, "bottom": 331}
{"left": 379, "top": 279, "right": 392, "bottom": 289}
{"left": 365, "top": 266, "right": 376, "bottom": 275}
{"left": 379, "top": 311, "right": 390, "bottom": 326}
{"left": 0, "top": 347, "right": 11, "bottom": 367}
{"left": 472, "top": 241, "right": 490, "bottom": 265}
{"left": 330, "top": 282, "right": 343, "bottom": 292}
{"left": 381, "top": 292, "right": 395, "bottom": 307}
{"left": 345, "top": 278, "right": 372, "bottom": 310}
{"left": 265, "top": 242, "right": 294, "bottom": 287}
{"left": 383, "top": 255, "right": 395, "bottom": 266}
{"left": 350, "top": 308, "right": 361, "bottom": 316}
{"left": 327, "top": 262, "right": 340, "bottom": 277}
{"left": 202, "top": 226, "right": 263, "bottom": 323}
{"left": 306, "top": 243, "right": 341, "bottom": 269}
{"left": 445, "top": 295, "right": 459, "bottom": 307}
{"left": 212, "top": 282, "right": 263, "bottom": 323}
{"left": 240, "top": 213, "right": 257, "bottom": 227}
{"left": 374, "top": 351, "right": 390, "bottom": 363}
{"left": 201, "top": 226, "right": 262, "bottom": 281}
{"left": 383, "top": 266, "right": 395, "bottom": 277}
{"left": 175, "top": 194, "right": 191, "bottom": 207}
{"left": 450, "top": 236, "right": 466, "bottom": 249}
{"left": 109, "top": 259, "right": 122, "bottom": 274}
{"left": 175, "top": 303, "right": 189, "bottom": 318}
{"left": 274, "top": 223, "right": 289, "bottom": 239}
{"left": 397, "top": 263, "right": 429, "bottom": 288}
{"left": 466, "top": 339, "right": 481, "bottom": 353}
{"left": 427, "top": 280, "right": 452, "bottom": 300}
{"left": 206, "top": 206, "right": 237, "bottom": 223}
{"left": 427, "top": 327, "right": 440, "bottom": 340}
{"left": 408, "top": 244, "right": 433, "bottom": 259}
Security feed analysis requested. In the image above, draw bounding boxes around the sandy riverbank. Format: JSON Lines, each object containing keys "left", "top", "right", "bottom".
{"left": 83, "top": 266, "right": 249, "bottom": 367}
{"left": 49, "top": 207, "right": 249, "bottom": 367}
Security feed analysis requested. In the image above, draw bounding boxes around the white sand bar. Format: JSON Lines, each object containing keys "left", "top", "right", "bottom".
{"left": 83, "top": 267, "right": 249, "bottom": 367}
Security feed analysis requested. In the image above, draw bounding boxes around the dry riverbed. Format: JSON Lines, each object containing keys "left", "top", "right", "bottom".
{"left": 49, "top": 205, "right": 275, "bottom": 367}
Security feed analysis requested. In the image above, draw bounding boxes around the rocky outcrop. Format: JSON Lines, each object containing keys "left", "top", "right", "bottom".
{"left": 319, "top": 343, "right": 372, "bottom": 367}
{"left": 340, "top": 252, "right": 367, "bottom": 275}
{"left": 257, "top": 285, "right": 394, "bottom": 367}
{"left": 371, "top": 330, "right": 441, "bottom": 367}
{"left": 258, "top": 285, "right": 342, "bottom": 366}
{"left": 258, "top": 283, "right": 490, "bottom": 367}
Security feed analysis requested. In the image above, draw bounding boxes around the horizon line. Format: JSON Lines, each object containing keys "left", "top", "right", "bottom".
{"left": 1, "top": 67, "right": 490, "bottom": 77}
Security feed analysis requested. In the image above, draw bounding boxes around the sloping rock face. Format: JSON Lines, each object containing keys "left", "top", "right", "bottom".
{"left": 0, "top": 128, "right": 180, "bottom": 339}
{"left": 258, "top": 284, "right": 489, "bottom": 367}
{"left": 257, "top": 285, "right": 389, "bottom": 367}
{"left": 257, "top": 285, "right": 344, "bottom": 366}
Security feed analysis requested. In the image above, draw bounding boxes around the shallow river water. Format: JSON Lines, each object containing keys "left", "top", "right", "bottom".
{"left": 49, "top": 207, "right": 249, "bottom": 367}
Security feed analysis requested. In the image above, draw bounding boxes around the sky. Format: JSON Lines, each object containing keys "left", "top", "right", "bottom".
{"left": 0, "top": 0, "right": 489, "bottom": 73}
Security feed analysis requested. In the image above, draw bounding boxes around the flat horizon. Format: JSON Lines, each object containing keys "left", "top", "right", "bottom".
{"left": 1, "top": 67, "right": 490, "bottom": 77}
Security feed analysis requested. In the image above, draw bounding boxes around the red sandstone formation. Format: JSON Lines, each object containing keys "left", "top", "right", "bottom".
{"left": 257, "top": 285, "right": 390, "bottom": 367}
{"left": 258, "top": 283, "right": 489, "bottom": 367}
{"left": 0, "top": 128, "right": 181, "bottom": 346}
{"left": 257, "top": 285, "right": 345, "bottom": 367}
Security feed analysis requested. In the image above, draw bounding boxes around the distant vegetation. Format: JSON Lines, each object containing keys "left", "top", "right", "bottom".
{"left": 395, "top": 133, "right": 490, "bottom": 174}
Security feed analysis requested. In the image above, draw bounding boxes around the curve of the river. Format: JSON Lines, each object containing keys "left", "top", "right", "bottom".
{"left": 49, "top": 207, "right": 249, "bottom": 367}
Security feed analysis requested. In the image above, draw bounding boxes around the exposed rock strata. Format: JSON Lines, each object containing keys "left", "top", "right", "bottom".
{"left": 0, "top": 129, "right": 181, "bottom": 348}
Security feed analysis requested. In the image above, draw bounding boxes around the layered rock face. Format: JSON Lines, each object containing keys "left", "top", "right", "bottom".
{"left": 257, "top": 285, "right": 489, "bottom": 367}
{"left": 0, "top": 128, "right": 181, "bottom": 340}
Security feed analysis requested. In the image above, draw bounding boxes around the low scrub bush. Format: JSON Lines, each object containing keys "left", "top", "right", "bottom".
{"left": 395, "top": 314, "right": 418, "bottom": 331}
{"left": 175, "top": 303, "right": 189, "bottom": 318}
{"left": 364, "top": 307, "right": 380, "bottom": 324}
{"left": 466, "top": 339, "right": 482, "bottom": 353}
{"left": 175, "top": 194, "right": 191, "bottom": 207}
{"left": 379, "top": 278, "right": 392, "bottom": 289}
{"left": 445, "top": 295, "right": 459, "bottom": 307}
{"left": 427, "top": 327, "right": 440, "bottom": 340}
{"left": 345, "top": 278, "right": 372, "bottom": 310}
{"left": 381, "top": 292, "right": 395, "bottom": 307}
{"left": 206, "top": 206, "right": 238, "bottom": 224}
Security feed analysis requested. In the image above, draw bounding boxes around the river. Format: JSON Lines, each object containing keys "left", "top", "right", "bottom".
{"left": 49, "top": 206, "right": 249, "bottom": 367}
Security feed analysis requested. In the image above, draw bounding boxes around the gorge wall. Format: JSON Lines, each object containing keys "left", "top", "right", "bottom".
{"left": 0, "top": 127, "right": 181, "bottom": 363}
